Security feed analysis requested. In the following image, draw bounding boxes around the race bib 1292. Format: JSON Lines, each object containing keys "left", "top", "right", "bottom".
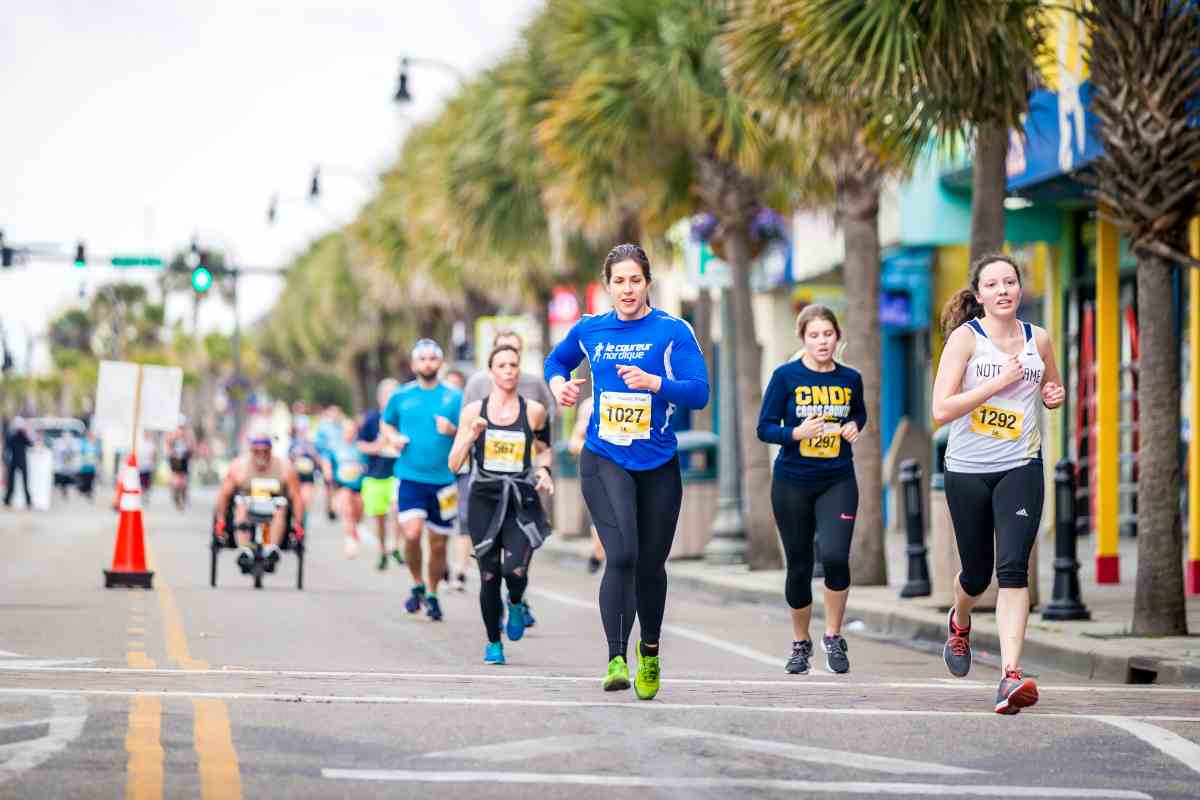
{"left": 970, "top": 404, "right": 1023, "bottom": 441}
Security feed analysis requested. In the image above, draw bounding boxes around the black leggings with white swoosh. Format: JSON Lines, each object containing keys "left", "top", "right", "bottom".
{"left": 770, "top": 475, "right": 858, "bottom": 609}
{"left": 944, "top": 461, "right": 1044, "bottom": 596}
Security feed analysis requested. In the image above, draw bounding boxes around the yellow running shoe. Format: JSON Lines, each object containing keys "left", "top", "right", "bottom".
{"left": 603, "top": 656, "right": 630, "bottom": 691}
{"left": 634, "top": 640, "right": 660, "bottom": 700}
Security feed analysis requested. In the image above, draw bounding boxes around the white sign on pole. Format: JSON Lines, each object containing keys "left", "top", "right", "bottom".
{"left": 93, "top": 361, "right": 183, "bottom": 447}
{"left": 94, "top": 361, "right": 140, "bottom": 446}
{"left": 137, "top": 365, "right": 183, "bottom": 431}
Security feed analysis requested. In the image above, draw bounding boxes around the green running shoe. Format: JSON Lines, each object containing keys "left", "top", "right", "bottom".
{"left": 634, "top": 640, "right": 661, "bottom": 700}
{"left": 603, "top": 656, "right": 630, "bottom": 691}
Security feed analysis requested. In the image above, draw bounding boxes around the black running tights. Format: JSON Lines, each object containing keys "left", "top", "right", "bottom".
{"left": 580, "top": 448, "right": 682, "bottom": 661}
{"left": 469, "top": 494, "right": 533, "bottom": 644}
{"left": 944, "top": 462, "right": 1043, "bottom": 596}
{"left": 770, "top": 474, "right": 858, "bottom": 609}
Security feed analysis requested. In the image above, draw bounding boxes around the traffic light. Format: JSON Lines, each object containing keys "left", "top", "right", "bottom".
{"left": 187, "top": 239, "right": 212, "bottom": 293}
{"left": 191, "top": 265, "right": 213, "bottom": 293}
{"left": 74, "top": 241, "right": 86, "bottom": 267}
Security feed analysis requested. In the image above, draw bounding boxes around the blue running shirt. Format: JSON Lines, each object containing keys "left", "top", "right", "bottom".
{"left": 382, "top": 381, "right": 462, "bottom": 485}
{"left": 545, "top": 308, "right": 710, "bottom": 471}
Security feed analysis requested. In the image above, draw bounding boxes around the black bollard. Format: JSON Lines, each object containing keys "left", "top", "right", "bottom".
{"left": 899, "top": 459, "right": 931, "bottom": 598}
{"left": 1043, "top": 459, "right": 1091, "bottom": 620}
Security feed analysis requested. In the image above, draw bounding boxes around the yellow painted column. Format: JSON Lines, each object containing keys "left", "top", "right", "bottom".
{"left": 1188, "top": 216, "right": 1200, "bottom": 595}
{"left": 1095, "top": 212, "right": 1120, "bottom": 583}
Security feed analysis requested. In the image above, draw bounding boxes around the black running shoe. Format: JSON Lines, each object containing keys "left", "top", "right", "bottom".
{"left": 822, "top": 634, "right": 850, "bottom": 674}
{"left": 785, "top": 640, "right": 812, "bottom": 675}
{"left": 995, "top": 670, "right": 1039, "bottom": 715}
{"left": 943, "top": 607, "right": 972, "bottom": 678}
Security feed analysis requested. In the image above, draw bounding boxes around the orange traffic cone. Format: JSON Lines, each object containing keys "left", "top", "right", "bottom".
{"left": 104, "top": 454, "right": 154, "bottom": 589}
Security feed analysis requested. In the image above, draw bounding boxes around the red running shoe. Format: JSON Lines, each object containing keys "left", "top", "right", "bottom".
{"left": 995, "top": 670, "right": 1039, "bottom": 715}
{"left": 943, "top": 607, "right": 972, "bottom": 677}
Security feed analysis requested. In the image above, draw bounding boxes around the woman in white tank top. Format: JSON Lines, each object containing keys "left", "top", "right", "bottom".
{"left": 931, "top": 254, "right": 1065, "bottom": 715}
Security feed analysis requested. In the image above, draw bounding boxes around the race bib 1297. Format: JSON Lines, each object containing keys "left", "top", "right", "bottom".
{"left": 800, "top": 423, "right": 842, "bottom": 459}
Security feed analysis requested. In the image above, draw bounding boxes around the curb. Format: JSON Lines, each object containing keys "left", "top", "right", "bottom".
{"left": 538, "top": 537, "right": 1200, "bottom": 686}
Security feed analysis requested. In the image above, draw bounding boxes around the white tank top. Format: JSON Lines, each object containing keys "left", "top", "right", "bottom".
{"left": 945, "top": 319, "right": 1045, "bottom": 474}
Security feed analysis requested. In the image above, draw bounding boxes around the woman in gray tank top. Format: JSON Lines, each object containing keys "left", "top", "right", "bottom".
{"left": 932, "top": 253, "right": 1065, "bottom": 715}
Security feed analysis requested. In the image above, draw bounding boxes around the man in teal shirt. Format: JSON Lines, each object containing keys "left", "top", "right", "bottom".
{"left": 382, "top": 339, "right": 462, "bottom": 621}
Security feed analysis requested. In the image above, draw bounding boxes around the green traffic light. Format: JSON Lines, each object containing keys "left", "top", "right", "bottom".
{"left": 191, "top": 266, "right": 213, "bottom": 293}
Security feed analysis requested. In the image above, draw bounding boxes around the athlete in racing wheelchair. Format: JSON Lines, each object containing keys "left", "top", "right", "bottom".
{"left": 211, "top": 431, "right": 307, "bottom": 589}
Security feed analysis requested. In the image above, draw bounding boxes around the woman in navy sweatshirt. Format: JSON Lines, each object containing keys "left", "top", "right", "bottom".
{"left": 757, "top": 304, "right": 866, "bottom": 676}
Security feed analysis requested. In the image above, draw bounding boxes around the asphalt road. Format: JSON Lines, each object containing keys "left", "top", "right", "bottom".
{"left": 1, "top": 483, "right": 1198, "bottom": 799}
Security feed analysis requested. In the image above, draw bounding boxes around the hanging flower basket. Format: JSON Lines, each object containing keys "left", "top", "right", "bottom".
{"left": 689, "top": 209, "right": 787, "bottom": 261}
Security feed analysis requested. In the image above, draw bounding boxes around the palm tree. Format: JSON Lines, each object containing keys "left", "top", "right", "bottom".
{"left": 723, "top": 1, "right": 910, "bottom": 584}
{"left": 1082, "top": 0, "right": 1199, "bottom": 636}
{"left": 791, "top": 0, "right": 1048, "bottom": 260}
{"left": 535, "top": 0, "right": 810, "bottom": 568}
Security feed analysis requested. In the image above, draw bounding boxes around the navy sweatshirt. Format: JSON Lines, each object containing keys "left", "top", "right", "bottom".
{"left": 756, "top": 358, "right": 867, "bottom": 487}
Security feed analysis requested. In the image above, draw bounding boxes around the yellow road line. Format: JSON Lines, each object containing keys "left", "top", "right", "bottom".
{"left": 127, "top": 652, "right": 156, "bottom": 670}
{"left": 148, "top": 549, "right": 241, "bottom": 799}
{"left": 126, "top": 696, "right": 164, "bottom": 800}
{"left": 126, "top": 595, "right": 160, "bottom": 799}
{"left": 193, "top": 700, "right": 242, "bottom": 799}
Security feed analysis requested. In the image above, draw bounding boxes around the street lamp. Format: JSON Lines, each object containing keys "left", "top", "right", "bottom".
{"left": 392, "top": 55, "right": 466, "bottom": 104}
{"left": 393, "top": 59, "right": 412, "bottom": 103}
{"left": 308, "top": 164, "right": 373, "bottom": 201}
{"left": 704, "top": 286, "right": 748, "bottom": 565}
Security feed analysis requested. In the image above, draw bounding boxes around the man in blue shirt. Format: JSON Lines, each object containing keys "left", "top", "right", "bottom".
{"left": 382, "top": 339, "right": 462, "bottom": 622}
{"left": 358, "top": 378, "right": 401, "bottom": 570}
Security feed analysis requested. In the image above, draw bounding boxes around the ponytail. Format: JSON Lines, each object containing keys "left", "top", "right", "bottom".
{"left": 940, "top": 289, "right": 985, "bottom": 338}
{"left": 940, "top": 252, "right": 1023, "bottom": 338}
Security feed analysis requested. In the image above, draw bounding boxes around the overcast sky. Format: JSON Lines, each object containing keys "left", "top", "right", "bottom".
{"left": 0, "top": 0, "right": 542, "bottom": 371}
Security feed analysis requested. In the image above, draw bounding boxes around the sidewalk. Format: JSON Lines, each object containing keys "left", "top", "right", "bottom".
{"left": 540, "top": 530, "right": 1200, "bottom": 685}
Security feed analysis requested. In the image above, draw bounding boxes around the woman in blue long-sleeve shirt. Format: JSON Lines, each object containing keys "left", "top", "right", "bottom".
{"left": 545, "top": 243, "right": 709, "bottom": 700}
{"left": 757, "top": 304, "right": 866, "bottom": 677}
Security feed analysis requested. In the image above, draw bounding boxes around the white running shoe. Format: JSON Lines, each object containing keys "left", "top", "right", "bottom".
{"left": 343, "top": 535, "right": 359, "bottom": 559}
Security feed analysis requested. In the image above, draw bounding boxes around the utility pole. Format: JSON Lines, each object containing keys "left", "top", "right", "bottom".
{"left": 230, "top": 265, "right": 242, "bottom": 456}
{"left": 705, "top": 287, "right": 747, "bottom": 564}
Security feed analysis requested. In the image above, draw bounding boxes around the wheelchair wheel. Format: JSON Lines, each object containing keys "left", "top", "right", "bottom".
{"left": 209, "top": 542, "right": 219, "bottom": 587}
{"left": 253, "top": 562, "right": 264, "bottom": 589}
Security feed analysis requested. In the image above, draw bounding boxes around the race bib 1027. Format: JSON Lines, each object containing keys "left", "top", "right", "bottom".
{"left": 598, "top": 391, "right": 652, "bottom": 446}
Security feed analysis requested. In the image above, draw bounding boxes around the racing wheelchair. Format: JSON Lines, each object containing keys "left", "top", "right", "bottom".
{"left": 210, "top": 489, "right": 305, "bottom": 590}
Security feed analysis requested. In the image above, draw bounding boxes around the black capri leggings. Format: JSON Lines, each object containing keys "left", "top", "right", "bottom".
{"left": 467, "top": 492, "right": 533, "bottom": 644}
{"left": 944, "top": 461, "right": 1043, "bottom": 596}
{"left": 580, "top": 448, "right": 682, "bottom": 661}
{"left": 770, "top": 474, "right": 858, "bottom": 609}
